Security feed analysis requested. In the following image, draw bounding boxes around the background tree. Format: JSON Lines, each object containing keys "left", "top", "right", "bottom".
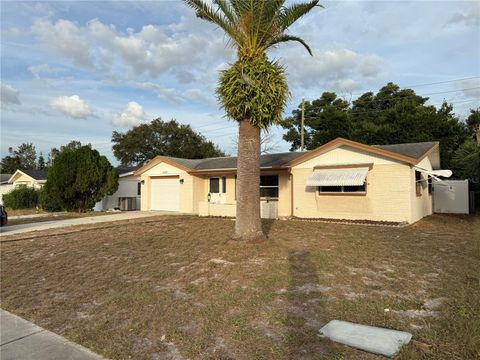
{"left": 42, "top": 144, "right": 118, "bottom": 212}
{"left": 282, "top": 92, "right": 350, "bottom": 149}
{"left": 112, "top": 118, "right": 225, "bottom": 166}
{"left": 281, "top": 83, "right": 470, "bottom": 169}
{"left": 37, "top": 152, "right": 46, "bottom": 170}
{"left": 451, "top": 140, "right": 480, "bottom": 181}
{"left": 466, "top": 108, "right": 480, "bottom": 144}
{"left": 0, "top": 143, "right": 37, "bottom": 173}
{"left": 47, "top": 141, "right": 88, "bottom": 167}
{"left": 185, "top": 0, "right": 320, "bottom": 241}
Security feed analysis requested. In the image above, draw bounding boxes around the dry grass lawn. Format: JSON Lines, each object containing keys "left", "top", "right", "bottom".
{"left": 1, "top": 214, "right": 479, "bottom": 360}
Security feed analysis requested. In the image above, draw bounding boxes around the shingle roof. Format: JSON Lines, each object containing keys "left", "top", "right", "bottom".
{"left": 164, "top": 152, "right": 304, "bottom": 171}
{"left": 373, "top": 141, "right": 438, "bottom": 160}
{"left": 21, "top": 169, "right": 48, "bottom": 180}
{"left": 0, "top": 174, "right": 12, "bottom": 184}
{"left": 137, "top": 138, "right": 440, "bottom": 175}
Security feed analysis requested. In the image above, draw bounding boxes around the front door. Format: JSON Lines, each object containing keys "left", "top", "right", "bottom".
{"left": 209, "top": 177, "right": 226, "bottom": 203}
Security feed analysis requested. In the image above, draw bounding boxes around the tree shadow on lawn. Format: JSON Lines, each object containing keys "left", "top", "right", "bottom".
{"left": 261, "top": 219, "right": 275, "bottom": 237}
{"left": 286, "top": 250, "right": 340, "bottom": 359}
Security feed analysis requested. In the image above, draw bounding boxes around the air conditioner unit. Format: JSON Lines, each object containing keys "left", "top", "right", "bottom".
{"left": 118, "top": 197, "right": 137, "bottom": 211}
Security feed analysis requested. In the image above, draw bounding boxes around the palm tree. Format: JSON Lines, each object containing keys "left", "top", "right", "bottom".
{"left": 184, "top": 0, "right": 320, "bottom": 241}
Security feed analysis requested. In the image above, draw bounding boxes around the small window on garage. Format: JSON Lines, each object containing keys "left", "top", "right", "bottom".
{"left": 137, "top": 182, "right": 141, "bottom": 196}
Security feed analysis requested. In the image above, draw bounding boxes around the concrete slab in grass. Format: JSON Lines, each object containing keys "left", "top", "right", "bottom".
{"left": 319, "top": 320, "right": 412, "bottom": 357}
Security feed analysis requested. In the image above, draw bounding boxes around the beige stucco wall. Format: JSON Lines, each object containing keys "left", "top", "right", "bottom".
{"left": 291, "top": 164, "right": 412, "bottom": 222}
{"left": 291, "top": 146, "right": 415, "bottom": 223}
{"left": 410, "top": 157, "right": 433, "bottom": 223}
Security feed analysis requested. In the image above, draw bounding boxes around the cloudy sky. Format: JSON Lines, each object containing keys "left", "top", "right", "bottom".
{"left": 1, "top": 0, "right": 479, "bottom": 164}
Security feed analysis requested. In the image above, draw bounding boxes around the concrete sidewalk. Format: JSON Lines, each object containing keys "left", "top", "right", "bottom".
{"left": 0, "top": 211, "right": 179, "bottom": 237}
{"left": 0, "top": 309, "right": 105, "bottom": 359}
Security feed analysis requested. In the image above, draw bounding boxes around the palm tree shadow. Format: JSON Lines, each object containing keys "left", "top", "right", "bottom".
{"left": 285, "top": 250, "right": 338, "bottom": 359}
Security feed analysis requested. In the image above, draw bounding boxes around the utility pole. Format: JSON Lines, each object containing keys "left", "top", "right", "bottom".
{"left": 301, "top": 97, "right": 305, "bottom": 151}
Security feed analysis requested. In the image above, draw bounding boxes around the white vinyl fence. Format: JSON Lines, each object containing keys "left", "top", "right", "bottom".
{"left": 433, "top": 179, "right": 469, "bottom": 214}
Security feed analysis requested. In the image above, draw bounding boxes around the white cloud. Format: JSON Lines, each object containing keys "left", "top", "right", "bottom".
{"left": 0, "top": 83, "right": 21, "bottom": 106}
{"left": 31, "top": 18, "right": 94, "bottom": 68}
{"left": 50, "top": 95, "right": 92, "bottom": 119}
{"left": 281, "top": 45, "right": 384, "bottom": 91}
{"left": 28, "top": 64, "right": 65, "bottom": 79}
{"left": 359, "top": 55, "right": 384, "bottom": 78}
{"left": 112, "top": 101, "right": 146, "bottom": 127}
{"left": 448, "top": 5, "right": 480, "bottom": 27}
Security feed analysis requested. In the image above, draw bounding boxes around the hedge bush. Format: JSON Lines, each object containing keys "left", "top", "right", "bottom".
{"left": 38, "top": 187, "right": 63, "bottom": 212}
{"left": 3, "top": 186, "right": 40, "bottom": 210}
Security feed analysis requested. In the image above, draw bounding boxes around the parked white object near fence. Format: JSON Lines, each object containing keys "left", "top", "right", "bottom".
{"left": 433, "top": 179, "right": 469, "bottom": 214}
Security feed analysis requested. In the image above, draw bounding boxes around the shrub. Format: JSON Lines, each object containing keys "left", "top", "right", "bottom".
{"left": 38, "top": 187, "right": 63, "bottom": 212}
{"left": 3, "top": 186, "right": 39, "bottom": 210}
{"left": 43, "top": 145, "right": 118, "bottom": 212}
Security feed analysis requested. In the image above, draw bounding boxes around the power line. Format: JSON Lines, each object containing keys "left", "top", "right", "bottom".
{"left": 197, "top": 98, "right": 478, "bottom": 136}
{"left": 298, "top": 88, "right": 480, "bottom": 113}
{"left": 318, "top": 76, "right": 480, "bottom": 99}
{"left": 400, "top": 76, "right": 480, "bottom": 89}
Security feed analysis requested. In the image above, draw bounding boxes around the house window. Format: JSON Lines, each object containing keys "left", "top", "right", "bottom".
{"left": 209, "top": 177, "right": 220, "bottom": 193}
{"left": 260, "top": 175, "right": 279, "bottom": 198}
{"left": 428, "top": 175, "right": 433, "bottom": 194}
{"left": 415, "top": 171, "right": 422, "bottom": 196}
{"left": 137, "top": 182, "right": 141, "bottom": 196}
{"left": 318, "top": 183, "right": 366, "bottom": 194}
{"left": 222, "top": 176, "right": 226, "bottom": 194}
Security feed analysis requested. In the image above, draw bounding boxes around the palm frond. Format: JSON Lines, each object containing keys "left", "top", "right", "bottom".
{"left": 277, "top": 0, "right": 321, "bottom": 31}
{"left": 183, "top": 0, "right": 239, "bottom": 45}
{"left": 265, "top": 34, "right": 313, "bottom": 55}
{"left": 213, "top": 0, "right": 237, "bottom": 24}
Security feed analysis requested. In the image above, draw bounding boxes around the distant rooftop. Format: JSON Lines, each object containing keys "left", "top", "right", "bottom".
{"left": 21, "top": 169, "right": 48, "bottom": 180}
{"left": 0, "top": 174, "right": 12, "bottom": 184}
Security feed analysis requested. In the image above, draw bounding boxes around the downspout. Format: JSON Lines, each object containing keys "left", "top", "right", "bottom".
{"left": 290, "top": 170, "right": 294, "bottom": 217}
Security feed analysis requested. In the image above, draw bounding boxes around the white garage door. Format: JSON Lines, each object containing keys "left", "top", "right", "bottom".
{"left": 150, "top": 176, "right": 180, "bottom": 211}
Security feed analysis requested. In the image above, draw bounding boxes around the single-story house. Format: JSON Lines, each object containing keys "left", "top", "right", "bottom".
{"left": 134, "top": 137, "right": 449, "bottom": 224}
{"left": 8, "top": 169, "right": 48, "bottom": 189}
{"left": 0, "top": 173, "right": 13, "bottom": 205}
{"left": 94, "top": 166, "right": 141, "bottom": 211}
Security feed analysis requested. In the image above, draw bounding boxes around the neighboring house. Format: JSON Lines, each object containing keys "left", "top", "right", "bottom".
{"left": 0, "top": 174, "right": 13, "bottom": 205}
{"left": 134, "top": 137, "right": 449, "bottom": 224}
{"left": 8, "top": 169, "right": 47, "bottom": 189}
{"left": 94, "top": 167, "right": 141, "bottom": 211}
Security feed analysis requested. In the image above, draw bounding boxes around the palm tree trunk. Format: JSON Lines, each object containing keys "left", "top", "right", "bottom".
{"left": 234, "top": 118, "right": 266, "bottom": 241}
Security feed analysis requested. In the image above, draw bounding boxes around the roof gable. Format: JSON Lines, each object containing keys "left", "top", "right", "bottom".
{"left": 287, "top": 138, "right": 438, "bottom": 167}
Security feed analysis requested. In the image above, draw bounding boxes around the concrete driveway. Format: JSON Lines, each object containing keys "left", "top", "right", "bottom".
{"left": 0, "top": 211, "right": 179, "bottom": 237}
